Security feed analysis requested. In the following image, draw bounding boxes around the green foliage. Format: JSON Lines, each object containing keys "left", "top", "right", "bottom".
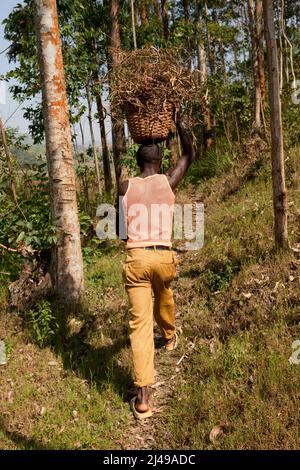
{"left": 186, "top": 147, "right": 233, "bottom": 183}
{"left": 282, "top": 87, "right": 300, "bottom": 147}
{"left": 120, "top": 143, "right": 139, "bottom": 177}
{"left": 0, "top": 251, "right": 23, "bottom": 285}
{"left": 205, "top": 263, "right": 239, "bottom": 293}
{"left": 208, "top": 77, "right": 252, "bottom": 138}
{"left": 161, "top": 147, "right": 172, "bottom": 173}
{"left": 27, "top": 300, "right": 58, "bottom": 348}
{"left": 0, "top": 158, "right": 57, "bottom": 250}
{"left": 79, "top": 212, "right": 93, "bottom": 239}
{"left": 185, "top": 260, "right": 240, "bottom": 295}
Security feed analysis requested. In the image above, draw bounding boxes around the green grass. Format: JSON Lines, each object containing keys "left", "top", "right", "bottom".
{"left": 0, "top": 248, "right": 131, "bottom": 450}
{"left": 1, "top": 142, "right": 300, "bottom": 449}
{"left": 154, "top": 323, "right": 300, "bottom": 449}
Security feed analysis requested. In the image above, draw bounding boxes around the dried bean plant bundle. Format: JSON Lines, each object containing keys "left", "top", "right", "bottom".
{"left": 109, "top": 47, "right": 202, "bottom": 117}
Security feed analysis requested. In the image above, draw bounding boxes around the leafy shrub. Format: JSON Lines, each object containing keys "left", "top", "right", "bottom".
{"left": 187, "top": 148, "right": 233, "bottom": 183}
{"left": 206, "top": 263, "right": 240, "bottom": 292}
{"left": 0, "top": 159, "right": 57, "bottom": 249}
{"left": 27, "top": 300, "right": 58, "bottom": 348}
{"left": 121, "top": 143, "right": 140, "bottom": 177}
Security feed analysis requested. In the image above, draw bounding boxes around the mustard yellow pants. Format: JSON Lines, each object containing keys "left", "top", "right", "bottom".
{"left": 122, "top": 248, "right": 178, "bottom": 387}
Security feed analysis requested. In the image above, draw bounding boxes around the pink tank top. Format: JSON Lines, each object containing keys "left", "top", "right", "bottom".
{"left": 122, "top": 174, "right": 175, "bottom": 248}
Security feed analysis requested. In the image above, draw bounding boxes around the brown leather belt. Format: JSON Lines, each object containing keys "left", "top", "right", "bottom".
{"left": 143, "top": 245, "right": 171, "bottom": 250}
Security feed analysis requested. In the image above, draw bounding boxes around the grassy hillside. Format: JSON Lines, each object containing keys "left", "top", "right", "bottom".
{"left": 0, "top": 140, "right": 300, "bottom": 449}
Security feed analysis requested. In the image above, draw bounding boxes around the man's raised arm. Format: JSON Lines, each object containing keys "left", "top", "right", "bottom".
{"left": 166, "top": 120, "right": 195, "bottom": 190}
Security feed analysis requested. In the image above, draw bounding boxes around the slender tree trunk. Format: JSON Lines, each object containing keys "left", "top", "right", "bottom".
{"left": 153, "top": 0, "right": 160, "bottom": 21}
{"left": 196, "top": 5, "right": 213, "bottom": 151}
{"left": 277, "top": 0, "right": 284, "bottom": 94}
{"left": 183, "top": 0, "right": 189, "bottom": 21}
{"left": 72, "top": 122, "right": 79, "bottom": 157}
{"left": 79, "top": 119, "right": 90, "bottom": 212}
{"left": 263, "top": 0, "right": 288, "bottom": 249}
{"left": 161, "top": 0, "right": 169, "bottom": 40}
{"left": 234, "top": 111, "right": 241, "bottom": 144}
{"left": 130, "top": 0, "right": 137, "bottom": 49}
{"left": 110, "top": 0, "right": 128, "bottom": 186}
{"left": 248, "top": 0, "right": 262, "bottom": 129}
{"left": 182, "top": 0, "right": 192, "bottom": 70}
{"left": 256, "top": 0, "right": 266, "bottom": 100}
{"left": 92, "top": 72, "right": 113, "bottom": 194}
{"left": 140, "top": 0, "right": 148, "bottom": 27}
{"left": 79, "top": 120, "right": 85, "bottom": 148}
{"left": 205, "top": 2, "right": 215, "bottom": 76}
{"left": 34, "top": 0, "right": 84, "bottom": 301}
{"left": 241, "top": 2, "right": 251, "bottom": 88}
{"left": 0, "top": 116, "right": 18, "bottom": 205}
{"left": 204, "top": 2, "right": 217, "bottom": 134}
{"left": 86, "top": 85, "right": 102, "bottom": 197}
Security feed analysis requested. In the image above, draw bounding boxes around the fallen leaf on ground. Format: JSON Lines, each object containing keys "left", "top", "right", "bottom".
{"left": 209, "top": 425, "right": 227, "bottom": 443}
{"left": 242, "top": 292, "right": 252, "bottom": 299}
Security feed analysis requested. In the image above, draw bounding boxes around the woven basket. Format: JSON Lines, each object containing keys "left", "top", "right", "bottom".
{"left": 124, "top": 102, "right": 174, "bottom": 144}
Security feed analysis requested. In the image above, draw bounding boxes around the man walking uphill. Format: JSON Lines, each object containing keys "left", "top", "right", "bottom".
{"left": 119, "top": 118, "right": 195, "bottom": 419}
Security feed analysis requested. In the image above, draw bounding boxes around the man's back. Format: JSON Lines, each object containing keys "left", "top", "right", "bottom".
{"left": 122, "top": 174, "right": 175, "bottom": 248}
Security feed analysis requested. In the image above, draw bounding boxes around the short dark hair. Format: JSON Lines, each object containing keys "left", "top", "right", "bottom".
{"left": 136, "top": 144, "right": 163, "bottom": 168}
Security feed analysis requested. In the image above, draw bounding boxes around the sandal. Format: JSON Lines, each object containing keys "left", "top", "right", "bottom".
{"left": 165, "top": 332, "right": 178, "bottom": 351}
{"left": 130, "top": 396, "right": 153, "bottom": 420}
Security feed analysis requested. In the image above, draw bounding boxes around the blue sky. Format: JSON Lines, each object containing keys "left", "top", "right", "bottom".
{"left": 0, "top": 0, "right": 110, "bottom": 145}
{"left": 0, "top": 0, "right": 29, "bottom": 134}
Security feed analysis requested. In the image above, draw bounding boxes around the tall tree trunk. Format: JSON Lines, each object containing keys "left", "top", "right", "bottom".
{"left": 205, "top": 2, "right": 217, "bottom": 132}
{"left": 153, "top": 0, "right": 160, "bottom": 21}
{"left": 241, "top": 2, "right": 251, "bottom": 88}
{"left": 78, "top": 121, "right": 90, "bottom": 214}
{"left": 110, "top": 0, "right": 127, "bottom": 186}
{"left": 205, "top": 2, "right": 216, "bottom": 76}
{"left": 92, "top": 72, "right": 113, "bottom": 194}
{"left": 196, "top": 4, "right": 213, "bottom": 151}
{"left": 140, "top": 0, "right": 148, "bottom": 27}
{"left": 248, "top": 0, "right": 262, "bottom": 129}
{"left": 86, "top": 84, "right": 102, "bottom": 197}
{"left": 183, "top": 0, "right": 189, "bottom": 21}
{"left": 277, "top": 0, "right": 284, "bottom": 94}
{"left": 130, "top": 0, "right": 137, "bottom": 49}
{"left": 161, "top": 0, "right": 169, "bottom": 40}
{"left": 263, "top": 0, "right": 288, "bottom": 249}
{"left": 256, "top": 0, "right": 266, "bottom": 101}
{"left": 34, "top": 0, "right": 84, "bottom": 301}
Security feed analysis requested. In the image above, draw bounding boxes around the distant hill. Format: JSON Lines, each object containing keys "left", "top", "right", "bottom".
{"left": 13, "top": 144, "right": 46, "bottom": 166}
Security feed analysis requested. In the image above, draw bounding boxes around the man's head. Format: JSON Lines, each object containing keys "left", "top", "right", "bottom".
{"left": 136, "top": 144, "right": 163, "bottom": 171}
